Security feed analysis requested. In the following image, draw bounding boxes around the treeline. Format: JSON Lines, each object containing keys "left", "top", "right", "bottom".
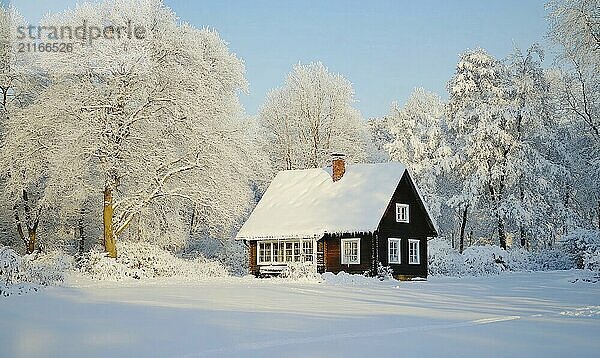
{"left": 0, "top": 0, "right": 597, "bottom": 263}
{"left": 371, "top": 0, "right": 599, "bottom": 250}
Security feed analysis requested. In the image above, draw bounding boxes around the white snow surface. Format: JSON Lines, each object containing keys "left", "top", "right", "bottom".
{"left": 236, "top": 162, "right": 407, "bottom": 240}
{"left": 1, "top": 270, "right": 599, "bottom": 357}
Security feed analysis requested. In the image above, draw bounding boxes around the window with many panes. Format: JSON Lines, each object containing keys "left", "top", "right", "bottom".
{"left": 341, "top": 238, "right": 360, "bottom": 265}
{"left": 302, "top": 241, "right": 314, "bottom": 262}
{"left": 257, "top": 240, "right": 315, "bottom": 264}
{"left": 258, "top": 242, "right": 271, "bottom": 264}
{"left": 408, "top": 239, "right": 420, "bottom": 264}
{"left": 388, "top": 238, "right": 400, "bottom": 264}
{"left": 396, "top": 203, "right": 409, "bottom": 223}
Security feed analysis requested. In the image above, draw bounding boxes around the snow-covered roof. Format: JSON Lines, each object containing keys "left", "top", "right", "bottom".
{"left": 236, "top": 162, "right": 433, "bottom": 240}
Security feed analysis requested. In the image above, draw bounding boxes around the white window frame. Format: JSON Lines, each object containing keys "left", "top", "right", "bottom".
{"left": 408, "top": 239, "right": 420, "bottom": 265}
{"left": 396, "top": 203, "right": 410, "bottom": 223}
{"left": 257, "top": 239, "right": 316, "bottom": 265}
{"left": 341, "top": 238, "right": 361, "bottom": 265}
{"left": 388, "top": 238, "right": 401, "bottom": 264}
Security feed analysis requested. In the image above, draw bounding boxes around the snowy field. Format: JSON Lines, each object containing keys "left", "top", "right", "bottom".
{"left": 1, "top": 271, "right": 599, "bottom": 358}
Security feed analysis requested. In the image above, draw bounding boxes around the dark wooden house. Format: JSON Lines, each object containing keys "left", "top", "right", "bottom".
{"left": 235, "top": 155, "right": 438, "bottom": 279}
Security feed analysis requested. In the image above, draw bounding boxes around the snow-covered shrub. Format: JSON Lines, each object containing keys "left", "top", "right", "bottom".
{"left": 214, "top": 239, "right": 248, "bottom": 276}
{"left": 280, "top": 262, "right": 320, "bottom": 281}
{"left": 560, "top": 229, "right": 600, "bottom": 269}
{"left": 428, "top": 237, "right": 575, "bottom": 277}
{"left": 428, "top": 238, "right": 465, "bottom": 276}
{"left": 1, "top": 246, "right": 71, "bottom": 296}
{"left": 82, "top": 242, "right": 230, "bottom": 281}
{"left": 529, "top": 248, "right": 573, "bottom": 271}
{"left": 583, "top": 251, "right": 600, "bottom": 272}
{"left": 184, "top": 237, "right": 249, "bottom": 276}
{"left": 376, "top": 262, "right": 395, "bottom": 280}
{"left": 21, "top": 250, "right": 73, "bottom": 286}
{"left": 463, "top": 245, "right": 507, "bottom": 275}
{"left": 0, "top": 246, "right": 24, "bottom": 285}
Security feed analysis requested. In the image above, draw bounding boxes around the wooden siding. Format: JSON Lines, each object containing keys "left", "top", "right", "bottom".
{"left": 248, "top": 241, "right": 258, "bottom": 276}
{"left": 377, "top": 236, "right": 428, "bottom": 278}
{"left": 375, "top": 171, "right": 435, "bottom": 278}
{"left": 378, "top": 171, "right": 437, "bottom": 237}
{"left": 323, "top": 233, "right": 374, "bottom": 275}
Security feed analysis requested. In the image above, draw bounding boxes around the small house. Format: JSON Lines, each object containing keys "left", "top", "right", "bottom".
{"left": 235, "top": 155, "right": 438, "bottom": 279}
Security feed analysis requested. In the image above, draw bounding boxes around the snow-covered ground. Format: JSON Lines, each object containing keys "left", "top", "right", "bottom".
{"left": 1, "top": 270, "right": 599, "bottom": 358}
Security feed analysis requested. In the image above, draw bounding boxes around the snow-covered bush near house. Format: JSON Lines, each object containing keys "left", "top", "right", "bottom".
{"left": 81, "top": 242, "right": 229, "bottom": 281}
{"left": 428, "top": 238, "right": 466, "bottom": 276}
{"left": 462, "top": 245, "right": 508, "bottom": 275}
{"left": 560, "top": 229, "right": 600, "bottom": 269}
{"left": 427, "top": 238, "right": 574, "bottom": 277}
{"left": 376, "top": 262, "right": 395, "bottom": 280}
{"left": 280, "top": 262, "right": 321, "bottom": 281}
{"left": 214, "top": 239, "right": 249, "bottom": 276}
{"left": 1, "top": 246, "right": 71, "bottom": 296}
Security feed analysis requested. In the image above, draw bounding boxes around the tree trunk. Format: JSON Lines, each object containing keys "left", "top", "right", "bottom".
{"left": 498, "top": 216, "right": 507, "bottom": 250}
{"left": 597, "top": 200, "right": 600, "bottom": 230}
{"left": 78, "top": 215, "right": 85, "bottom": 257}
{"left": 459, "top": 205, "right": 468, "bottom": 254}
{"left": 26, "top": 228, "right": 36, "bottom": 254}
{"left": 103, "top": 185, "right": 117, "bottom": 258}
{"left": 14, "top": 197, "right": 39, "bottom": 254}
{"left": 519, "top": 185, "right": 526, "bottom": 248}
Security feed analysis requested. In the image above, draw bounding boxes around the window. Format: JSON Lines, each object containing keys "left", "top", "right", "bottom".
{"left": 302, "top": 240, "right": 314, "bottom": 262}
{"left": 388, "top": 238, "right": 400, "bottom": 264}
{"left": 396, "top": 203, "right": 409, "bottom": 223}
{"left": 408, "top": 239, "right": 420, "bottom": 264}
{"left": 258, "top": 242, "right": 271, "bottom": 264}
{"left": 257, "top": 240, "right": 315, "bottom": 264}
{"left": 341, "top": 238, "right": 360, "bottom": 265}
{"left": 285, "top": 242, "right": 293, "bottom": 262}
{"left": 273, "top": 242, "right": 284, "bottom": 263}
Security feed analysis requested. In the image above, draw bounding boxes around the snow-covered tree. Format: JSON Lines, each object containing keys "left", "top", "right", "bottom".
{"left": 503, "top": 45, "right": 578, "bottom": 248}
{"left": 4, "top": 0, "right": 264, "bottom": 258}
{"left": 259, "top": 62, "right": 370, "bottom": 170}
{"left": 547, "top": 0, "right": 600, "bottom": 230}
{"left": 447, "top": 48, "right": 519, "bottom": 249}
{"left": 0, "top": 7, "right": 50, "bottom": 253}
{"left": 384, "top": 88, "right": 455, "bottom": 231}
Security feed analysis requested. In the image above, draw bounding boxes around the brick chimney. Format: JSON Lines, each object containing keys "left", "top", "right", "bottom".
{"left": 331, "top": 153, "right": 346, "bottom": 182}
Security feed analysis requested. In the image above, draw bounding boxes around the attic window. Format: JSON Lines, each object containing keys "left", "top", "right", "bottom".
{"left": 396, "top": 203, "right": 409, "bottom": 223}
{"left": 341, "top": 238, "right": 360, "bottom": 265}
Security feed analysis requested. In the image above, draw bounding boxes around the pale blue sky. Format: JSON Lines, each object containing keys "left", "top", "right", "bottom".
{"left": 9, "top": 0, "right": 552, "bottom": 118}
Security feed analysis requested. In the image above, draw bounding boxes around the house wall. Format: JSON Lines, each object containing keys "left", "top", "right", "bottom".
{"left": 377, "top": 235, "right": 428, "bottom": 278}
{"left": 248, "top": 241, "right": 258, "bottom": 276}
{"left": 323, "top": 233, "right": 374, "bottom": 275}
{"left": 376, "top": 171, "right": 436, "bottom": 278}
